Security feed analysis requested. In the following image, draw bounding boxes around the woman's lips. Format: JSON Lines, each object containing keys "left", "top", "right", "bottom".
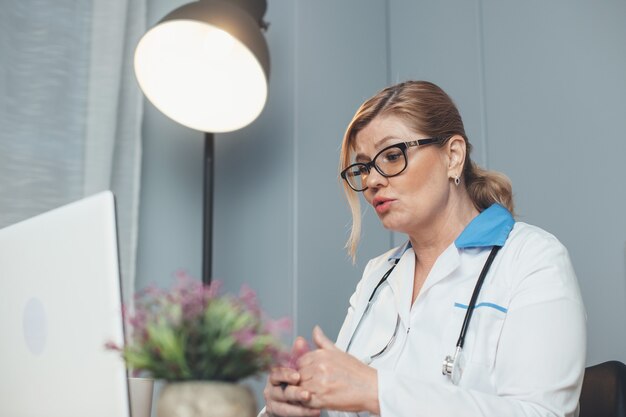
{"left": 373, "top": 198, "right": 395, "bottom": 214}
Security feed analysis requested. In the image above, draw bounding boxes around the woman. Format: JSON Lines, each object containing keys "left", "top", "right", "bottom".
{"left": 262, "top": 81, "right": 586, "bottom": 417}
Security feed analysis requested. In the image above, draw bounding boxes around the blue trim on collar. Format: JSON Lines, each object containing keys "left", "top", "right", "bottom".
{"left": 454, "top": 204, "right": 515, "bottom": 248}
{"left": 387, "top": 203, "right": 514, "bottom": 261}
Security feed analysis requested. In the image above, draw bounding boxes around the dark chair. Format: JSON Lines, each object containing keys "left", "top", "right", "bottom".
{"left": 579, "top": 361, "right": 626, "bottom": 417}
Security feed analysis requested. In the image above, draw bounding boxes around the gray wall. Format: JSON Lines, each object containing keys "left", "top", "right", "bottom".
{"left": 137, "top": 0, "right": 626, "bottom": 401}
{"left": 136, "top": 0, "right": 205, "bottom": 289}
{"left": 384, "top": 0, "right": 626, "bottom": 364}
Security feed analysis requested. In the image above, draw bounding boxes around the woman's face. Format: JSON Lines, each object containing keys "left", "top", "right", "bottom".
{"left": 353, "top": 115, "right": 451, "bottom": 236}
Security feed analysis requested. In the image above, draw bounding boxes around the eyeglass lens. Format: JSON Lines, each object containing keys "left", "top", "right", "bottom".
{"left": 345, "top": 145, "right": 407, "bottom": 191}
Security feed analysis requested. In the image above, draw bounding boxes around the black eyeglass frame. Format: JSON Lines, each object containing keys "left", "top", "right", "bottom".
{"left": 340, "top": 137, "right": 444, "bottom": 192}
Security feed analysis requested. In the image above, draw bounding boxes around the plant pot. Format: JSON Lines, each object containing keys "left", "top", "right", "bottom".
{"left": 157, "top": 381, "right": 256, "bottom": 417}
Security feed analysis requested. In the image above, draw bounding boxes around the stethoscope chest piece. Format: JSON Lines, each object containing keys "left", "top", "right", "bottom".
{"left": 442, "top": 346, "right": 465, "bottom": 385}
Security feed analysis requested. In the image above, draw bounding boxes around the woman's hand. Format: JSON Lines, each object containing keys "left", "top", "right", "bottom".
{"left": 263, "top": 337, "right": 321, "bottom": 417}
{"left": 297, "top": 326, "right": 380, "bottom": 414}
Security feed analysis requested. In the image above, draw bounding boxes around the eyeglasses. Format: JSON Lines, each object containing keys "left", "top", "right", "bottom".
{"left": 340, "top": 138, "right": 443, "bottom": 192}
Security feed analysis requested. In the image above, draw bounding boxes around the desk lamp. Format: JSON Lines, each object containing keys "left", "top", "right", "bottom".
{"left": 134, "top": 0, "right": 270, "bottom": 283}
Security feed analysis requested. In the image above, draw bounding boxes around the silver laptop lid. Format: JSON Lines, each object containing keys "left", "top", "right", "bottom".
{"left": 0, "top": 191, "right": 129, "bottom": 417}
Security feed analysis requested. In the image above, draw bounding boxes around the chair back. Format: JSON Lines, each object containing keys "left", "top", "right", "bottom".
{"left": 579, "top": 361, "right": 626, "bottom": 417}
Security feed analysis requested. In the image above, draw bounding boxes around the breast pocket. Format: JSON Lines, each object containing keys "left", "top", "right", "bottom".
{"left": 444, "top": 289, "right": 509, "bottom": 370}
{"left": 463, "top": 303, "right": 507, "bottom": 368}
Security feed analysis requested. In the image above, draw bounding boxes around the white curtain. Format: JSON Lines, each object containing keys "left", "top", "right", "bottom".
{"left": 0, "top": 0, "right": 146, "bottom": 302}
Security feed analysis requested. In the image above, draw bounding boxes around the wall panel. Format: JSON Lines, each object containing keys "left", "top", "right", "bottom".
{"left": 294, "top": 0, "right": 391, "bottom": 341}
{"left": 481, "top": 0, "right": 626, "bottom": 364}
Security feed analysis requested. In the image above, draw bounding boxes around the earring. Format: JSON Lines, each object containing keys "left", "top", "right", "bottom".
{"left": 454, "top": 176, "right": 461, "bottom": 186}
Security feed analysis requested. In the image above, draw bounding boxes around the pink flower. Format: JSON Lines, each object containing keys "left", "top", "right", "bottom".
{"left": 136, "top": 284, "right": 166, "bottom": 299}
{"left": 275, "top": 350, "right": 294, "bottom": 368}
{"left": 109, "top": 273, "right": 292, "bottom": 381}
{"left": 204, "top": 279, "right": 223, "bottom": 300}
{"left": 173, "top": 271, "right": 203, "bottom": 294}
{"left": 265, "top": 317, "right": 292, "bottom": 337}
{"left": 239, "top": 284, "right": 260, "bottom": 317}
{"left": 105, "top": 340, "right": 121, "bottom": 351}
{"left": 128, "top": 309, "right": 147, "bottom": 327}
{"left": 233, "top": 328, "right": 257, "bottom": 348}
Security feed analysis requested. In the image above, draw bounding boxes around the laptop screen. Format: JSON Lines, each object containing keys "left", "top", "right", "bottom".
{"left": 0, "top": 191, "right": 130, "bottom": 417}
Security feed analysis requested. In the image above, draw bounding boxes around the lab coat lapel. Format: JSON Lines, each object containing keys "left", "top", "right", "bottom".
{"left": 387, "top": 249, "right": 414, "bottom": 329}
{"left": 419, "top": 244, "right": 461, "bottom": 295}
{"left": 337, "top": 244, "right": 461, "bottom": 351}
{"left": 388, "top": 244, "right": 460, "bottom": 329}
{"left": 336, "top": 260, "right": 396, "bottom": 351}
{"left": 385, "top": 245, "right": 460, "bottom": 324}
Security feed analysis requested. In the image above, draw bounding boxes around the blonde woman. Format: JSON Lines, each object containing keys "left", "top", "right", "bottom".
{"left": 262, "top": 81, "right": 586, "bottom": 417}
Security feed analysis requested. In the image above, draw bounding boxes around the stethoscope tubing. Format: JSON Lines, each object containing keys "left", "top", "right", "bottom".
{"left": 345, "top": 258, "right": 399, "bottom": 354}
{"left": 346, "top": 244, "right": 503, "bottom": 382}
{"left": 455, "top": 245, "right": 502, "bottom": 349}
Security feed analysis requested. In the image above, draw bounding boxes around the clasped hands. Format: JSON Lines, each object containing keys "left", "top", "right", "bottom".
{"left": 263, "top": 326, "right": 379, "bottom": 417}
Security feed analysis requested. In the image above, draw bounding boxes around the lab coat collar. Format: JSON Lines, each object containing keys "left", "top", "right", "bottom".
{"left": 388, "top": 240, "right": 412, "bottom": 262}
{"left": 387, "top": 244, "right": 460, "bottom": 321}
{"left": 454, "top": 203, "right": 515, "bottom": 248}
{"left": 389, "top": 204, "right": 515, "bottom": 260}
{"left": 385, "top": 204, "right": 514, "bottom": 303}
{"left": 387, "top": 248, "right": 416, "bottom": 325}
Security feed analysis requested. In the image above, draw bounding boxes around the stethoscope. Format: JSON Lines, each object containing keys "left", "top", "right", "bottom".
{"left": 345, "top": 245, "right": 502, "bottom": 385}
{"left": 345, "top": 258, "right": 400, "bottom": 361}
{"left": 441, "top": 245, "right": 501, "bottom": 384}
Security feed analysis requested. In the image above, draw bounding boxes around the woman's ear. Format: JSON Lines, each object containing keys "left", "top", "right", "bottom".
{"left": 446, "top": 135, "right": 466, "bottom": 177}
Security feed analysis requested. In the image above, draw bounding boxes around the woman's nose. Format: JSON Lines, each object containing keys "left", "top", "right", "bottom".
{"left": 365, "top": 167, "right": 388, "bottom": 189}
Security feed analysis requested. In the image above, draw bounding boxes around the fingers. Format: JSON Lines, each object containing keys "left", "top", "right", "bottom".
{"left": 265, "top": 382, "right": 310, "bottom": 403}
{"left": 286, "top": 336, "right": 311, "bottom": 368}
{"left": 269, "top": 367, "right": 301, "bottom": 387}
{"left": 292, "top": 336, "right": 310, "bottom": 357}
{"left": 266, "top": 369, "right": 310, "bottom": 403}
{"left": 312, "top": 326, "right": 338, "bottom": 351}
{"left": 299, "top": 393, "right": 323, "bottom": 411}
{"left": 264, "top": 372, "right": 320, "bottom": 417}
{"left": 267, "top": 400, "right": 321, "bottom": 417}
{"left": 286, "top": 327, "right": 336, "bottom": 373}
{"left": 284, "top": 384, "right": 312, "bottom": 403}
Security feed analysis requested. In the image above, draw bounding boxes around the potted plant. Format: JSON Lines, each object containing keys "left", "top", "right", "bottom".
{"left": 107, "top": 272, "right": 290, "bottom": 417}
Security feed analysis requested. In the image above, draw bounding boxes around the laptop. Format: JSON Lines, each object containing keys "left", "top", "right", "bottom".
{"left": 0, "top": 191, "right": 130, "bottom": 417}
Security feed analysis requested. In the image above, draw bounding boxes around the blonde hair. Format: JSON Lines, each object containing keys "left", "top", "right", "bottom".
{"left": 340, "top": 81, "right": 514, "bottom": 259}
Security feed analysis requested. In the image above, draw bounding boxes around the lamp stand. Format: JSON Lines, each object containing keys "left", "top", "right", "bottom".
{"left": 202, "top": 132, "right": 214, "bottom": 285}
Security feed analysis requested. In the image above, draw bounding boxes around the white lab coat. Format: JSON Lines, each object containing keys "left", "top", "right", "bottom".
{"left": 259, "top": 210, "right": 586, "bottom": 417}
{"left": 333, "top": 221, "right": 586, "bottom": 417}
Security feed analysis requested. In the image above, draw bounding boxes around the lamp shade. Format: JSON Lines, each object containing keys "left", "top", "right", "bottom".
{"left": 134, "top": 0, "right": 270, "bottom": 132}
